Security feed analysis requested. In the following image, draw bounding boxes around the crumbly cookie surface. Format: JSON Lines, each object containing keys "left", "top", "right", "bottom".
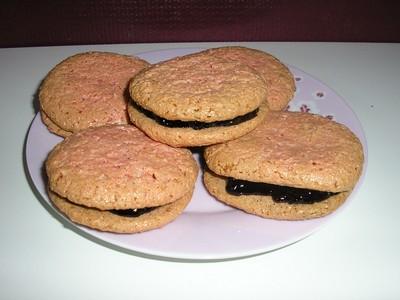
{"left": 129, "top": 52, "right": 267, "bottom": 122}
{"left": 203, "top": 46, "right": 295, "bottom": 111}
{"left": 127, "top": 100, "right": 269, "bottom": 147}
{"left": 49, "top": 190, "right": 192, "bottom": 233}
{"left": 204, "top": 171, "right": 349, "bottom": 220}
{"left": 39, "top": 51, "right": 149, "bottom": 134}
{"left": 205, "top": 111, "right": 364, "bottom": 192}
{"left": 46, "top": 125, "right": 198, "bottom": 209}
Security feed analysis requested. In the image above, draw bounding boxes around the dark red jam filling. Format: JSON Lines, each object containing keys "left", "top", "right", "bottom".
{"left": 226, "top": 178, "right": 337, "bottom": 204}
{"left": 109, "top": 207, "right": 157, "bottom": 217}
{"left": 131, "top": 101, "right": 259, "bottom": 130}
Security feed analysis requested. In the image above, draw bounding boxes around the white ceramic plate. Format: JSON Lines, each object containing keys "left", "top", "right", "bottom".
{"left": 25, "top": 48, "right": 367, "bottom": 260}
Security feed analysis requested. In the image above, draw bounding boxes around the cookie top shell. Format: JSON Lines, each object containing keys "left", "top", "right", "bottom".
{"left": 129, "top": 52, "right": 267, "bottom": 122}
{"left": 204, "top": 111, "right": 364, "bottom": 192}
{"left": 203, "top": 46, "right": 295, "bottom": 111}
{"left": 39, "top": 51, "right": 149, "bottom": 134}
{"left": 46, "top": 125, "right": 198, "bottom": 210}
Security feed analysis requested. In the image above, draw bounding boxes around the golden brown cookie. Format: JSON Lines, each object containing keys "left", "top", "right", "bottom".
{"left": 39, "top": 51, "right": 149, "bottom": 137}
{"left": 46, "top": 125, "right": 198, "bottom": 233}
{"left": 203, "top": 46, "right": 296, "bottom": 111}
{"left": 128, "top": 52, "right": 268, "bottom": 147}
{"left": 203, "top": 111, "right": 364, "bottom": 220}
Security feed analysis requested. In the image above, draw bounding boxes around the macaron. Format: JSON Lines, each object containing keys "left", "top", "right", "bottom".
{"left": 45, "top": 125, "right": 198, "bottom": 233}
{"left": 203, "top": 111, "right": 364, "bottom": 220}
{"left": 39, "top": 51, "right": 150, "bottom": 137}
{"left": 128, "top": 51, "right": 269, "bottom": 147}
{"left": 202, "top": 46, "right": 296, "bottom": 111}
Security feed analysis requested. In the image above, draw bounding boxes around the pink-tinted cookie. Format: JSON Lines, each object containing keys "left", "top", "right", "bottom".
{"left": 39, "top": 51, "right": 149, "bottom": 137}
{"left": 46, "top": 125, "right": 198, "bottom": 233}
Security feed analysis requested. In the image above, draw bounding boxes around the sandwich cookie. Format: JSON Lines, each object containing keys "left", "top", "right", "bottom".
{"left": 128, "top": 52, "right": 268, "bottom": 147}
{"left": 39, "top": 51, "right": 149, "bottom": 137}
{"left": 202, "top": 46, "right": 296, "bottom": 111}
{"left": 203, "top": 112, "right": 364, "bottom": 220}
{"left": 46, "top": 125, "right": 198, "bottom": 233}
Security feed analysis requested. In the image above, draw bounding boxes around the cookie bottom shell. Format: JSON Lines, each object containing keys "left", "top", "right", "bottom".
{"left": 40, "top": 110, "right": 72, "bottom": 137}
{"left": 204, "top": 171, "right": 349, "bottom": 220}
{"left": 49, "top": 189, "right": 193, "bottom": 233}
{"left": 127, "top": 100, "right": 269, "bottom": 147}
